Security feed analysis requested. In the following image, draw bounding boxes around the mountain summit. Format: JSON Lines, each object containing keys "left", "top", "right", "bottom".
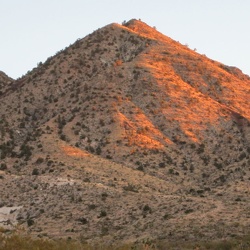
{"left": 0, "top": 19, "right": 249, "bottom": 244}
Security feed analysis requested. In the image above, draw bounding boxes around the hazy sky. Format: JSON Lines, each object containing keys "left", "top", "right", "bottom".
{"left": 1, "top": 0, "right": 250, "bottom": 79}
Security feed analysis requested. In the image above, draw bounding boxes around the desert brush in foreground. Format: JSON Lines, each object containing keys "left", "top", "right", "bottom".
{"left": 0, "top": 230, "right": 250, "bottom": 250}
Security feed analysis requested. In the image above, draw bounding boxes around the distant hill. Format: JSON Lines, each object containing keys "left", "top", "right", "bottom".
{"left": 0, "top": 19, "right": 249, "bottom": 245}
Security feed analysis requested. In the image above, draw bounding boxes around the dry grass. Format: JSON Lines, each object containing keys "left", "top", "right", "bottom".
{"left": 0, "top": 232, "right": 250, "bottom": 250}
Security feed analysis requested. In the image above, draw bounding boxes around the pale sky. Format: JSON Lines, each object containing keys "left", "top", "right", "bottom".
{"left": 1, "top": 0, "right": 250, "bottom": 79}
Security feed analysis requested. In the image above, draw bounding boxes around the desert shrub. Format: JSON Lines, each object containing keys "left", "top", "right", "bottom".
{"left": 137, "top": 165, "right": 144, "bottom": 171}
{"left": 184, "top": 209, "right": 194, "bottom": 214}
{"left": 86, "top": 146, "right": 95, "bottom": 153}
{"left": 118, "top": 73, "right": 124, "bottom": 78}
{"left": 101, "top": 192, "right": 108, "bottom": 199}
{"left": 98, "top": 210, "right": 107, "bottom": 218}
{"left": 0, "top": 142, "right": 14, "bottom": 159}
{"left": 239, "top": 152, "right": 246, "bottom": 161}
{"left": 57, "top": 115, "right": 66, "bottom": 129}
{"left": 143, "top": 205, "right": 151, "bottom": 212}
{"left": 36, "top": 157, "right": 44, "bottom": 164}
{"left": 99, "top": 119, "right": 105, "bottom": 126}
{"left": 20, "top": 144, "right": 33, "bottom": 160}
{"left": 168, "top": 168, "right": 174, "bottom": 174}
{"left": 47, "top": 160, "right": 54, "bottom": 166}
{"left": 88, "top": 204, "right": 96, "bottom": 210}
{"left": 123, "top": 184, "right": 138, "bottom": 193}
{"left": 77, "top": 217, "right": 88, "bottom": 225}
{"left": 60, "top": 134, "right": 67, "bottom": 141}
{"left": 214, "top": 160, "right": 223, "bottom": 170}
{"left": 96, "top": 146, "right": 102, "bottom": 155}
{"left": 32, "top": 168, "right": 39, "bottom": 175}
{"left": 219, "top": 175, "right": 226, "bottom": 183}
{"left": 158, "top": 162, "right": 166, "bottom": 168}
{"left": 197, "top": 144, "right": 205, "bottom": 154}
{"left": 27, "top": 218, "right": 35, "bottom": 227}
{"left": 189, "top": 165, "right": 194, "bottom": 173}
{"left": 0, "top": 163, "right": 7, "bottom": 170}
{"left": 163, "top": 213, "right": 170, "bottom": 220}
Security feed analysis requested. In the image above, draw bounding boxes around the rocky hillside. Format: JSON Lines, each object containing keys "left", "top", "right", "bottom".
{"left": 0, "top": 71, "right": 12, "bottom": 95}
{"left": 0, "top": 19, "right": 249, "bottom": 245}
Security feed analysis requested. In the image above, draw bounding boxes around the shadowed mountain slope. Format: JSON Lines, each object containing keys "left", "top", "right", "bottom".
{"left": 0, "top": 19, "right": 249, "bottom": 244}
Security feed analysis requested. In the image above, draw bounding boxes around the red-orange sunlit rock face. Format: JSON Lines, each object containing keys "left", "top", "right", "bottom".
{"left": 61, "top": 145, "right": 89, "bottom": 158}
{"left": 116, "top": 111, "right": 172, "bottom": 149}
{"left": 121, "top": 19, "right": 250, "bottom": 143}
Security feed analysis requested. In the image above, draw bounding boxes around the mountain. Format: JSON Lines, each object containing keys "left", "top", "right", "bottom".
{"left": 0, "top": 19, "right": 250, "bottom": 245}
